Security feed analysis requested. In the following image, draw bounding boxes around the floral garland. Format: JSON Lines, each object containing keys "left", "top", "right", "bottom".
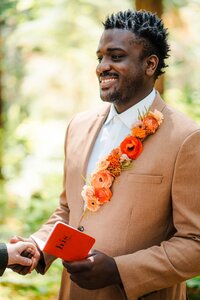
{"left": 81, "top": 109, "right": 164, "bottom": 212}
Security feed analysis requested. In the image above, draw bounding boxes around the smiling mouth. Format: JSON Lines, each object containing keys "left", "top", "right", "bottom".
{"left": 99, "top": 77, "right": 118, "bottom": 89}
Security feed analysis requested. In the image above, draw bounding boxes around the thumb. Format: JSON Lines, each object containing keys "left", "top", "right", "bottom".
{"left": 10, "top": 236, "right": 25, "bottom": 244}
{"left": 87, "top": 249, "right": 99, "bottom": 256}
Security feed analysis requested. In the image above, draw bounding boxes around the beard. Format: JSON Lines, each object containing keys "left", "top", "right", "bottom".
{"left": 100, "top": 77, "right": 141, "bottom": 106}
{"left": 101, "top": 89, "right": 132, "bottom": 106}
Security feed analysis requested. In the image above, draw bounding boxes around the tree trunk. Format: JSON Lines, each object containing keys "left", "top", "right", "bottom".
{"left": 135, "top": 0, "right": 164, "bottom": 95}
{"left": 135, "top": 0, "right": 163, "bottom": 16}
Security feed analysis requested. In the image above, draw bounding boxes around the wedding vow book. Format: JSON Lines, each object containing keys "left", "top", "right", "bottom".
{"left": 43, "top": 221, "right": 95, "bottom": 261}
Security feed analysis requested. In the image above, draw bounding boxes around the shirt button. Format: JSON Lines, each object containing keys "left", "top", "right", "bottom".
{"left": 78, "top": 226, "right": 84, "bottom": 232}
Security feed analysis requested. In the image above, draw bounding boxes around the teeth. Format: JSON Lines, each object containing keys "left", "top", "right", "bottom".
{"left": 101, "top": 78, "right": 117, "bottom": 83}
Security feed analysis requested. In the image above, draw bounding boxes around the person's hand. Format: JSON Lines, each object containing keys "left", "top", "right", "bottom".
{"left": 8, "top": 236, "right": 41, "bottom": 275}
{"left": 7, "top": 241, "right": 40, "bottom": 272}
{"left": 63, "top": 249, "right": 122, "bottom": 290}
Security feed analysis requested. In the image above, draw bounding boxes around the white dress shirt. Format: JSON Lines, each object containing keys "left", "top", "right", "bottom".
{"left": 86, "top": 89, "right": 156, "bottom": 180}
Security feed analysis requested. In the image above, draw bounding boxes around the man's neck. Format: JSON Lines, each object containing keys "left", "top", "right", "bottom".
{"left": 114, "top": 87, "right": 154, "bottom": 114}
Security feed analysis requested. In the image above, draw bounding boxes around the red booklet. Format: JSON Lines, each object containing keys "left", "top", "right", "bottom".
{"left": 42, "top": 221, "right": 95, "bottom": 261}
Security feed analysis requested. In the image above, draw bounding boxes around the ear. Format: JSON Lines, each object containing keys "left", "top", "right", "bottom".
{"left": 145, "top": 55, "right": 159, "bottom": 77}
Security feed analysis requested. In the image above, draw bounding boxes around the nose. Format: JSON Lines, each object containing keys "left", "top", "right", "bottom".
{"left": 96, "top": 57, "right": 111, "bottom": 76}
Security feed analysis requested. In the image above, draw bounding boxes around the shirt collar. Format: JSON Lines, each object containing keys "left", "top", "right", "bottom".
{"left": 105, "top": 89, "right": 156, "bottom": 129}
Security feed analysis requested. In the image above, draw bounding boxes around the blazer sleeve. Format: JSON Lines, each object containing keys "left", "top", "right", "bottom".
{"left": 114, "top": 129, "right": 200, "bottom": 299}
{"left": 31, "top": 124, "right": 71, "bottom": 274}
{"left": 0, "top": 243, "right": 8, "bottom": 276}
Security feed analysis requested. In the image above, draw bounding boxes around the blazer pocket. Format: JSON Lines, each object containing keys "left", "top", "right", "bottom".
{"left": 127, "top": 174, "right": 163, "bottom": 184}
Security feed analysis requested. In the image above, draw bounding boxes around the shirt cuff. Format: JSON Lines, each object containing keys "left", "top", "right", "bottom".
{"left": 0, "top": 243, "right": 8, "bottom": 276}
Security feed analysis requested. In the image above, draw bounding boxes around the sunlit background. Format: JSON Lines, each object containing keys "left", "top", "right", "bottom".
{"left": 0, "top": 0, "right": 200, "bottom": 299}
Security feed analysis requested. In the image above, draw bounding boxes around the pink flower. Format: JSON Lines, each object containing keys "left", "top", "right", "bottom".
{"left": 81, "top": 185, "right": 95, "bottom": 202}
{"left": 149, "top": 109, "right": 164, "bottom": 125}
{"left": 81, "top": 185, "right": 101, "bottom": 212}
{"left": 132, "top": 120, "right": 143, "bottom": 128}
{"left": 96, "top": 159, "right": 110, "bottom": 171}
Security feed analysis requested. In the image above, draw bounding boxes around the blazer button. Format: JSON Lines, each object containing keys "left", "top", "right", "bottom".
{"left": 78, "top": 225, "right": 84, "bottom": 232}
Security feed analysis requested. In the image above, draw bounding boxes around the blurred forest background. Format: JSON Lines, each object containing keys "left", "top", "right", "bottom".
{"left": 0, "top": 0, "right": 200, "bottom": 299}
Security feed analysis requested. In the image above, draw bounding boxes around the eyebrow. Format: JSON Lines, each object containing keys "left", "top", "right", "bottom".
{"left": 96, "top": 47, "right": 125, "bottom": 54}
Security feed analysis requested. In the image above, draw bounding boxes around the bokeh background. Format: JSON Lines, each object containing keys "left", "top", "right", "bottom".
{"left": 0, "top": 0, "right": 200, "bottom": 299}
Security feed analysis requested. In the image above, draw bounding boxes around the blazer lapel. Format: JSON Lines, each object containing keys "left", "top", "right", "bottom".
{"left": 75, "top": 105, "right": 110, "bottom": 221}
{"left": 80, "top": 105, "right": 110, "bottom": 181}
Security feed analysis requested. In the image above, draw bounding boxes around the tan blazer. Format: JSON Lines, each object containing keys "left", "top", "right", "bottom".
{"left": 33, "top": 93, "right": 200, "bottom": 300}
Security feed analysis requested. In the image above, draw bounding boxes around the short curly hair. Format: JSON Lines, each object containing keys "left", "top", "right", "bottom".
{"left": 103, "top": 10, "right": 170, "bottom": 79}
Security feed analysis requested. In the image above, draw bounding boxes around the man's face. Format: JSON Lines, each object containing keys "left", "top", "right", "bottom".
{"left": 96, "top": 29, "right": 147, "bottom": 111}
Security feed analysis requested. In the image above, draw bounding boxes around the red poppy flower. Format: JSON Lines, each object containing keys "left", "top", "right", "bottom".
{"left": 120, "top": 136, "right": 143, "bottom": 159}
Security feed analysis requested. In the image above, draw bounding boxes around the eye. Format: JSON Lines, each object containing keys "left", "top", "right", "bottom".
{"left": 111, "top": 54, "right": 124, "bottom": 61}
{"left": 97, "top": 56, "right": 102, "bottom": 62}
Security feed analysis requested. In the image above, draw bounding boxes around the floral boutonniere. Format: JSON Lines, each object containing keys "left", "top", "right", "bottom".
{"left": 81, "top": 109, "right": 164, "bottom": 213}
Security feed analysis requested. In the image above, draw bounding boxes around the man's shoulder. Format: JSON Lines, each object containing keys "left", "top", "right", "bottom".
{"left": 164, "top": 102, "right": 200, "bottom": 131}
{"left": 154, "top": 93, "right": 199, "bottom": 132}
{"left": 161, "top": 101, "right": 200, "bottom": 145}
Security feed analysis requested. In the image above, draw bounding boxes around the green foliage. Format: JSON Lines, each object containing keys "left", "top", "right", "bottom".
{"left": 0, "top": 260, "right": 62, "bottom": 299}
{"left": 164, "top": 0, "right": 189, "bottom": 9}
{"left": 187, "top": 276, "right": 200, "bottom": 299}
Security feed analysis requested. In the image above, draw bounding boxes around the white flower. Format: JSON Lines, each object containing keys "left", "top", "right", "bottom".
{"left": 150, "top": 109, "right": 164, "bottom": 125}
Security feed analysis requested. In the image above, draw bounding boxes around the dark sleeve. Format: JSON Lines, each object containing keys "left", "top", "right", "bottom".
{"left": 0, "top": 243, "right": 8, "bottom": 276}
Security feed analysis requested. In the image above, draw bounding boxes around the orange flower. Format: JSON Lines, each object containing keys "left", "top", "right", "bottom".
{"left": 95, "top": 187, "right": 112, "bottom": 204}
{"left": 107, "top": 147, "right": 122, "bottom": 177}
{"left": 132, "top": 127, "right": 147, "bottom": 139}
{"left": 120, "top": 136, "right": 143, "bottom": 159}
{"left": 90, "top": 170, "right": 114, "bottom": 189}
{"left": 85, "top": 196, "right": 101, "bottom": 212}
{"left": 143, "top": 116, "right": 159, "bottom": 134}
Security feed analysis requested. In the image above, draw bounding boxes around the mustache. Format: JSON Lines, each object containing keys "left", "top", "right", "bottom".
{"left": 100, "top": 71, "right": 119, "bottom": 78}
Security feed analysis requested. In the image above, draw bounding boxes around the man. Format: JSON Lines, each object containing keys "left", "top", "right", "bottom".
{"left": 11, "top": 10, "right": 200, "bottom": 300}
{"left": 0, "top": 241, "right": 40, "bottom": 276}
